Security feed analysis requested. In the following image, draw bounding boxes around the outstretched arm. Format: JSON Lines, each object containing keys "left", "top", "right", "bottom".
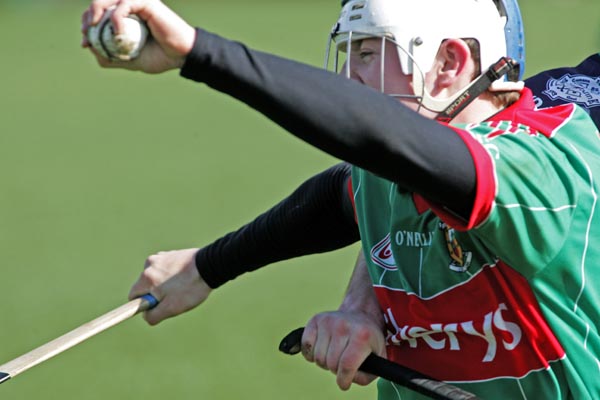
{"left": 129, "top": 163, "right": 359, "bottom": 324}
{"left": 82, "top": 0, "right": 477, "bottom": 220}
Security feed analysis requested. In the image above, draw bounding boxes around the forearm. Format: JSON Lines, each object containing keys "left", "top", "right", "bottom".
{"left": 180, "top": 29, "right": 476, "bottom": 218}
{"left": 339, "top": 251, "right": 385, "bottom": 329}
{"left": 196, "top": 163, "right": 359, "bottom": 288}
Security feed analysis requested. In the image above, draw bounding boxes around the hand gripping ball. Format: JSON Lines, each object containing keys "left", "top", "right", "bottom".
{"left": 88, "top": 6, "right": 149, "bottom": 61}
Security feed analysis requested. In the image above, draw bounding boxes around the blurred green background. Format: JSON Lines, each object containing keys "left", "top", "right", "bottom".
{"left": 0, "top": 1, "right": 598, "bottom": 399}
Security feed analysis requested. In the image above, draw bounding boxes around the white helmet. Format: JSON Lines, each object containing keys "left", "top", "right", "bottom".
{"left": 327, "top": 0, "right": 524, "bottom": 113}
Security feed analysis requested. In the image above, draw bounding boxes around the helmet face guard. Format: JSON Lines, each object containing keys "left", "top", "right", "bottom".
{"left": 326, "top": 0, "right": 525, "bottom": 114}
{"left": 324, "top": 31, "right": 425, "bottom": 103}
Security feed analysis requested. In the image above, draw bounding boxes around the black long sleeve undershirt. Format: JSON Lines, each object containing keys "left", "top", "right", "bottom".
{"left": 181, "top": 29, "right": 477, "bottom": 215}
{"left": 181, "top": 29, "right": 478, "bottom": 287}
{"left": 195, "top": 163, "right": 359, "bottom": 288}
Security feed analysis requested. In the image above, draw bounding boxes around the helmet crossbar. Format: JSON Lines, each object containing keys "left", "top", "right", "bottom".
{"left": 325, "top": 30, "right": 425, "bottom": 108}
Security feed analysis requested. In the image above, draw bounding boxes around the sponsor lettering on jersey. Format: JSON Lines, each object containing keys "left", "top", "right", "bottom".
{"left": 374, "top": 262, "right": 565, "bottom": 382}
{"left": 384, "top": 302, "right": 521, "bottom": 362}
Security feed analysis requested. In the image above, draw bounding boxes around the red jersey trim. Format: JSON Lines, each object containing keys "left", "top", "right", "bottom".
{"left": 412, "top": 125, "right": 496, "bottom": 231}
{"left": 413, "top": 89, "right": 577, "bottom": 231}
{"left": 412, "top": 193, "right": 430, "bottom": 214}
{"left": 489, "top": 88, "right": 577, "bottom": 138}
{"left": 347, "top": 176, "right": 358, "bottom": 223}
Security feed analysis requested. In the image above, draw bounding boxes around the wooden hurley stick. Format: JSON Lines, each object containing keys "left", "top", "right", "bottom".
{"left": 0, "top": 294, "right": 158, "bottom": 384}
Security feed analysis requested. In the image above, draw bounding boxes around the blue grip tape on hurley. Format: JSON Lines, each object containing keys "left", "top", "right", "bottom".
{"left": 140, "top": 293, "right": 159, "bottom": 310}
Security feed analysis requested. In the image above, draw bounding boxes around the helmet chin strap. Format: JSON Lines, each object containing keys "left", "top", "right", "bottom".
{"left": 411, "top": 57, "right": 520, "bottom": 123}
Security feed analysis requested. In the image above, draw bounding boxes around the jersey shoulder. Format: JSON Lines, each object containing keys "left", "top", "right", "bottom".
{"left": 525, "top": 53, "right": 600, "bottom": 129}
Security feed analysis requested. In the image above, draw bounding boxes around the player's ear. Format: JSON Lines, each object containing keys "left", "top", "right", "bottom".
{"left": 431, "top": 39, "right": 472, "bottom": 91}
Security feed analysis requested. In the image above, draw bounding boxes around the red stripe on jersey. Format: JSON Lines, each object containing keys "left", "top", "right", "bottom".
{"left": 412, "top": 193, "right": 430, "bottom": 214}
{"left": 348, "top": 176, "right": 358, "bottom": 223}
{"left": 375, "top": 261, "right": 565, "bottom": 382}
{"left": 489, "top": 88, "right": 576, "bottom": 138}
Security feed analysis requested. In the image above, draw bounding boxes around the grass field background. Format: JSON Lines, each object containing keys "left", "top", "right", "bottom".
{"left": 0, "top": 1, "right": 598, "bottom": 399}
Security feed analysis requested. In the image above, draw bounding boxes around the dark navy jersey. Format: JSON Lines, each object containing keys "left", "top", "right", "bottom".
{"left": 526, "top": 53, "right": 600, "bottom": 129}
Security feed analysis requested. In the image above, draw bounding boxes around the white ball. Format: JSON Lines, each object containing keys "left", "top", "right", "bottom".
{"left": 88, "top": 6, "right": 149, "bottom": 61}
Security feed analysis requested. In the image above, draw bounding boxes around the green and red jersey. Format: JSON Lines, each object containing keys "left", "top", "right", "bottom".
{"left": 353, "top": 89, "right": 600, "bottom": 399}
{"left": 181, "top": 30, "right": 599, "bottom": 399}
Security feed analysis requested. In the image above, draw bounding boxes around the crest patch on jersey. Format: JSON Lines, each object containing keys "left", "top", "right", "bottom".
{"left": 542, "top": 73, "right": 600, "bottom": 109}
{"left": 439, "top": 222, "right": 472, "bottom": 272}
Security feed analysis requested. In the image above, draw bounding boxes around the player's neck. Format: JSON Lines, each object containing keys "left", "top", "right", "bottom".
{"left": 450, "top": 98, "right": 503, "bottom": 124}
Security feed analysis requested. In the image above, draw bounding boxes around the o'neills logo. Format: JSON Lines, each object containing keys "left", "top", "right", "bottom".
{"left": 370, "top": 234, "right": 397, "bottom": 270}
{"left": 543, "top": 73, "right": 600, "bottom": 109}
{"left": 374, "top": 262, "right": 565, "bottom": 382}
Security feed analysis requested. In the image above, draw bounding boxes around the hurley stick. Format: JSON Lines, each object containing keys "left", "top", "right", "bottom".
{"left": 0, "top": 294, "right": 158, "bottom": 384}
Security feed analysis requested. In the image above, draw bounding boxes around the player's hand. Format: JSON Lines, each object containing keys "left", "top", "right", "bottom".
{"left": 81, "top": 0, "right": 196, "bottom": 73}
{"left": 129, "top": 248, "right": 212, "bottom": 325}
{"left": 301, "top": 310, "right": 386, "bottom": 390}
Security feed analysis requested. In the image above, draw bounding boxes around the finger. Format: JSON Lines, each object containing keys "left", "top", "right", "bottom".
{"left": 301, "top": 322, "right": 318, "bottom": 362}
{"left": 312, "top": 325, "right": 332, "bottom": 370}
{"left": 352, "top": 371, "right": 378, "bottom": 387}
{"left": 143, "top": 252, "right": 170, "bottom": 269}
{"left": 143, "top": 293, "right": 195, "bottom": 326}
{"left": 110, "top": 2, "right": 133, "bottom": 35}
{"left": 81, "top": 9, "right": 91, "bottom": 35}
{"left": 144, "top": 253, "right": 157, "bottom": 269}
{"left": 128, "top": 266, "right": 163, "bottom": 301}
{"left": 336, "top": 326, "right": 378, "bottom": 390}
{"left": 81, "top": 7, "right": 100, "bottom": 47}
{"left": 336, "top": 344, "right": 369, "bottom": 390}
{"left": 90, "top": 0, "right": 116, "bottom": 25}
{"left": 325, "top": 332, "right": 349, "bottom": 374}
{"left": 143, "top": 298, "right": 172, "bottom": 325}
{"left": 92, "top": 51, "right": 124, "bottom": 69}
{"left": 111, "top": 0, "right": 152, "bottom": 35}
{"left": 128, "top": 277, "right": 155, "bottom": 301}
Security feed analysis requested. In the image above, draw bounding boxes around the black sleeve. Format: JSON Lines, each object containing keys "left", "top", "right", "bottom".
{"left": 181, "top": 29, "right": 476, "bottom": 219}
{"left": 196, "top": 162, "right": 359, "bottom": 288}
